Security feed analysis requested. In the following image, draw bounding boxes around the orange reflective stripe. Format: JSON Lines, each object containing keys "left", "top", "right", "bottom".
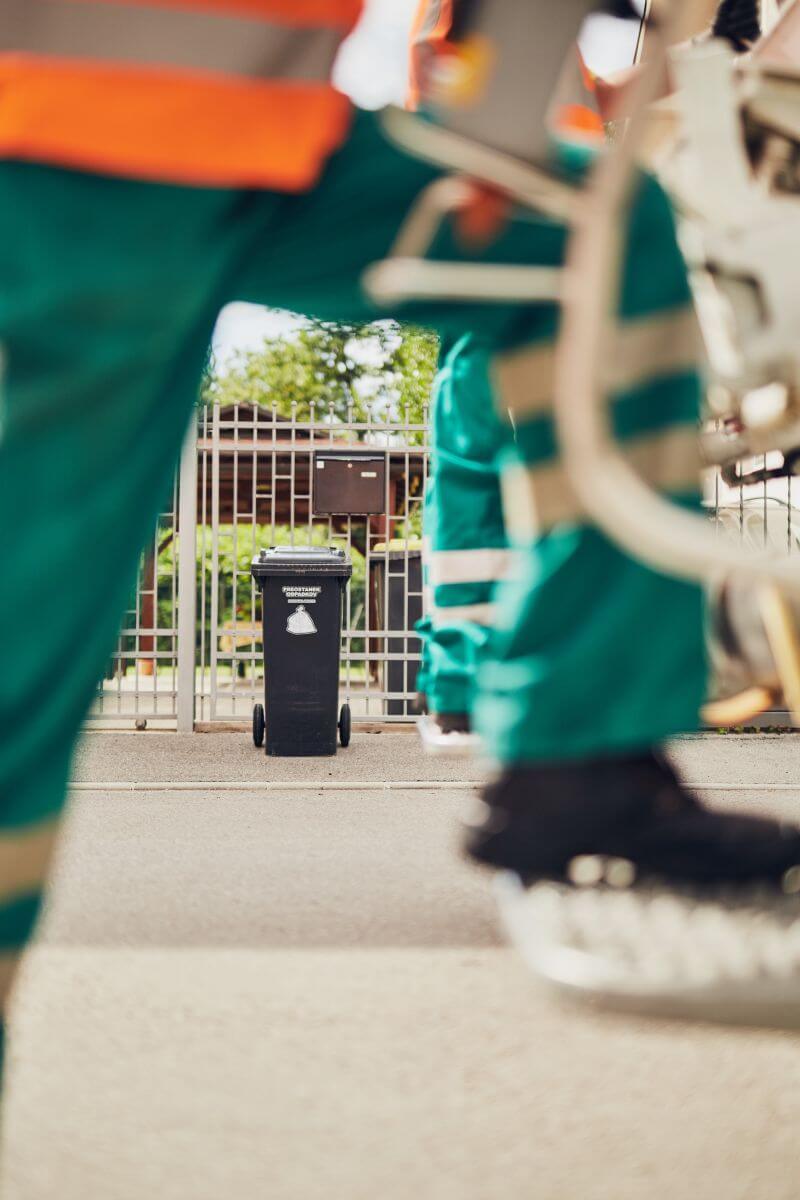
{"left": 0, "top": 0, "right": 361, "bottom": 186}
{"left": 0, "top": 58, "right": 352, "bottom": 188}
{"left": 554, "top": 103, "right": 604, "bottom": 139}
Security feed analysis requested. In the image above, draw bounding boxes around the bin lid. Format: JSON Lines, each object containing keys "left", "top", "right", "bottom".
{"left": 372, "top": 538, "right": 423, "bottom": 559}
{"left": 251, "top": 545, "right": 352, "bottom": 579}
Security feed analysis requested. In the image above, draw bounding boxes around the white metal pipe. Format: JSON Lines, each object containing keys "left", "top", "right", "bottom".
{"left": 365, "top": 260, "right": 562, "bottom": 305}
{"left": 176, "top": 416, "right": 198, "bottom": 733}
{"left": 209, "top": 402, "right": 221, "bottom": 718}
{"left": 381, "top": 106, "right": 581, "bottom": 224}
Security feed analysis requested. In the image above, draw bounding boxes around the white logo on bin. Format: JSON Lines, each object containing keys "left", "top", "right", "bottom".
{"left": 287, "top": 605, "right": 317, "bottom": 636}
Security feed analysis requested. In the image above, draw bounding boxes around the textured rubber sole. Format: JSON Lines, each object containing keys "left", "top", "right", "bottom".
{"left": 417, "top": 714, "right": 480, "bottom": 759}
{"left": 495, "top": 871, "right": 800, "bottom": 1028}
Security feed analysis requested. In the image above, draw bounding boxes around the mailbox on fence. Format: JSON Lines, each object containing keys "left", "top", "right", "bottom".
{"left": 313, "top": 452, "right": 386, "bottom": 516}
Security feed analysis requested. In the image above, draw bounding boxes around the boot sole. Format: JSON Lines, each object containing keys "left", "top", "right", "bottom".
{"left": 496, "top": 871, "right": 800, "bottom": 1029}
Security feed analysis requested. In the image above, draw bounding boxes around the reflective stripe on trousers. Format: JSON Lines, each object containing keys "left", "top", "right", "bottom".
{"left": 500, "top": 422, "right": 700, "bottom": 539}
{"left": 495, "top": 307, "right": 701, "bottom": 422}
{"left": 426, "top": 546, "right": 513, "bottom": 587}
{"left": 424, "top": 590, "right": 499, "bottom": 628}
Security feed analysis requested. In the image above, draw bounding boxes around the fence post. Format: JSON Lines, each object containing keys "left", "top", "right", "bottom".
{"left": 176, "top": 414, "right": 198, "bottom": 732}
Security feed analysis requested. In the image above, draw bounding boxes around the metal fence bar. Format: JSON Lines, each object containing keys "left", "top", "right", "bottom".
{"left": 176, "top": 417, "right": 198, "bottom": 733}
{"left": 89, "top": 464, "right": 180, "bottom": 727}
{"left": 198, "top": 403, "right": 210, "bottom": 723}
{"left": 706, "top": 449, "right": 799, "bottom": 726}
{"left": 209, "top": 401, "right": 221, "bottom": 722}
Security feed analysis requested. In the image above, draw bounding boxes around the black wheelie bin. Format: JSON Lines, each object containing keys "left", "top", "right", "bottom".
{"left": 251, "top": 546, "right": 352, "bottom": 756}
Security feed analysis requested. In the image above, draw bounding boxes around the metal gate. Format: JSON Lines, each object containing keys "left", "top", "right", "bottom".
{"left": 706, "top": 457, "right": 799, "bottom": 555}
{"left": 91, "top": 396, "right": 430, "bottom": 729}
{"left": 88, "top": 431, "right": 197, "bottom": 729}
{"left": 89, "top": 408, "right": 800, "bottom": 730}
{"left": 195, "top": 399, "right": 429, "bottom": 725}
{"left": 88, "top": 473, "right": 181, "bottom": 728}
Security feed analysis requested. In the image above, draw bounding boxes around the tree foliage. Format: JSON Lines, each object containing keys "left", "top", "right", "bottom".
{"left": 200, "top": 318, "right": 438, "bottom": 441}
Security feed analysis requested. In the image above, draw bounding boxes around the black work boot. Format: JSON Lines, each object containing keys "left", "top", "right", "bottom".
{"left": 431, "top": 711, "right": 471, "bottom": 735}
{"left": 416, "top": 692, "right": 471, "bottom": 734}
{"left": 463, "top": 752, "right": 800, "bottom": 890}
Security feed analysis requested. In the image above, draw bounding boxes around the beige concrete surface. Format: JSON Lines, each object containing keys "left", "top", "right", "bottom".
{"left": 70, "top": 728, "right": 800, "bottom": 788}
{"left": 4, "top": 733, "right": 800, "bottom": 1199}
{"left": 71, "top": 729, "right": 489, "bottom": 785}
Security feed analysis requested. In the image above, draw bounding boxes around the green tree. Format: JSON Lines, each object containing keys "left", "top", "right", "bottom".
{"left": 201, "top": 318, "right": 438, "bottom": 442}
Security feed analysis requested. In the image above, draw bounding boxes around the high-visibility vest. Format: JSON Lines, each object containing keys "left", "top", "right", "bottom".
{"left": 0, "top": 0, "right": 362, "bottom": 189}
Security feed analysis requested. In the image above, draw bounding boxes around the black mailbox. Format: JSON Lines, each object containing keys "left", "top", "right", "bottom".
{"left": 313, "top": 452, "right": 386, "bottom": 516}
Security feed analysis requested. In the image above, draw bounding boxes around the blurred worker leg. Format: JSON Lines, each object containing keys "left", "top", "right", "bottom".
{"left": 462, "top": 163, "right": 800, "bottom": 882}
{"left": 473, "top": 165, "right": 705, "bottom": 764}
{"left": 420, "top": 334, "right": 513, "bottom": 732}
{"left": 0, "top": 163, "right": 254, "bottom": 1066}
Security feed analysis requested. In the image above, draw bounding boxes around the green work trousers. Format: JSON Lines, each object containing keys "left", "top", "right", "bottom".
{"left": 418, "top": 334, "right": 513, "bottom": 715}
{"left": 0, "top": 110, "right": 704, "bottom": 1068}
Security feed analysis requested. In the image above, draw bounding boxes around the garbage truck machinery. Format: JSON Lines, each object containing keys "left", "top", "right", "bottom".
{"left": 553, "top": 0, "right": 800, "bottom": 726}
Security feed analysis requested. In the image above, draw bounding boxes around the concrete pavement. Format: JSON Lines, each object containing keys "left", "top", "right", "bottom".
{"left": 4, "top": 732, "right": 800, "bottom": 1199}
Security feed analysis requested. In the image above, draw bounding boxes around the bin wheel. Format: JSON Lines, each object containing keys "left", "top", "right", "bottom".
{"left": 338, "top": 703, "right": 351, "bottom": 748}
{"left": 252, "top": 703, "right": 265, "bottom": 748}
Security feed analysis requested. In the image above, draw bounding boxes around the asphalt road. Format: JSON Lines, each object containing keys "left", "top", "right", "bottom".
{"left": 4, "top": 733, "right": 800, "bottom": 1199}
